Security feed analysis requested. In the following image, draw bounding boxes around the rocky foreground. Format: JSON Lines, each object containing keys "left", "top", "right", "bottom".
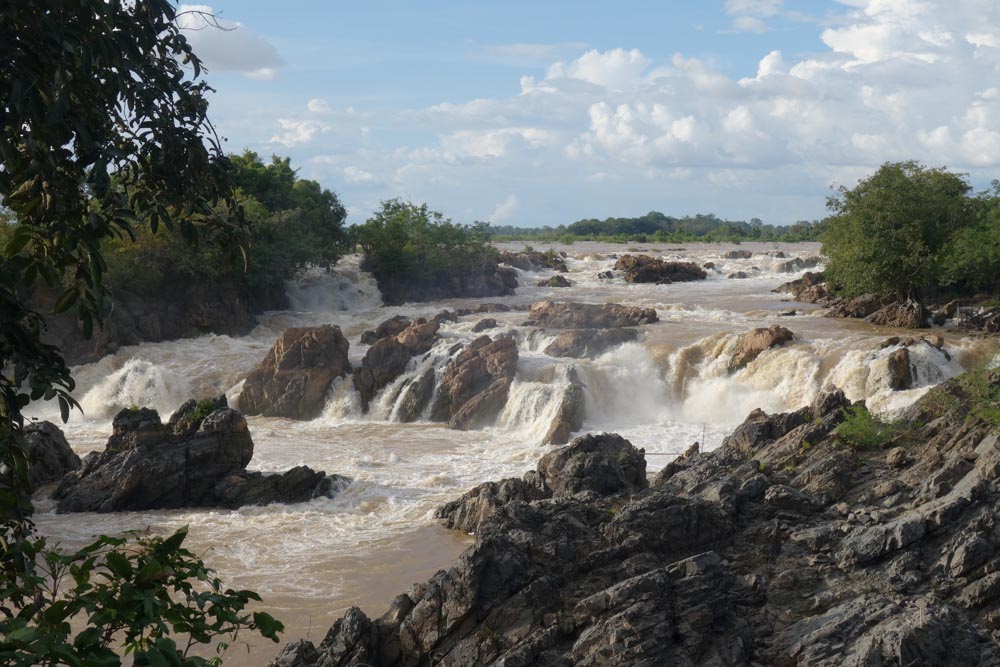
{"left": 272, "top": 368, "right": 1000, "bottom": 666}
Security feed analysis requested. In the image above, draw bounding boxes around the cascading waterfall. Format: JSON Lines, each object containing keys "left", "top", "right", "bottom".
{"left": 79, "top": 358, "right": 192, "bottom": 419}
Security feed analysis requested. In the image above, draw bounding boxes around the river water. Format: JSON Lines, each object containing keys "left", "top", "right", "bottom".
{"left": 29, "top": 241, "right": 1000, "bottom": 662}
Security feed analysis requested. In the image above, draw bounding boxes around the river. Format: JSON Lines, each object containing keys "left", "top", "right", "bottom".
{"left": 29, "top": 241, "right": 1000, "bottom": 663}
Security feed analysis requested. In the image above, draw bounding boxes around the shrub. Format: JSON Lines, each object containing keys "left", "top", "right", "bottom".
{"left": 836, "top": 405, "right": 896, "bottom": 448}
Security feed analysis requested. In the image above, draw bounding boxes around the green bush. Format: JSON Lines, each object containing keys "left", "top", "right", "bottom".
{"left": 836, "top": 405, "right": 896, "bottom": 448}
{"left": 354, "top": 199, "right": 497, "bottom": 281}
{"left": 0, "top": 528, "right": 283, "bottom": 666}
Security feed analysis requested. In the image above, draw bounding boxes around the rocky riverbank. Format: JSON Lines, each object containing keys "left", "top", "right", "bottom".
{"left": 271, "top": 367, "right": 1000, "bottom": 666}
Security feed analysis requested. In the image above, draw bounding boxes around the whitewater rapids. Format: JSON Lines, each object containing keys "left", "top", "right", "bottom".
{"left": 28, "top": 242, "right": 1000, "bottom": 663}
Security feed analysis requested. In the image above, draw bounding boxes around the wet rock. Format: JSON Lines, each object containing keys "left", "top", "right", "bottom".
{"left": 360, "top": 315, "right": 410, "bottom": 345}
{"left": 364, "top": 254, "right": 517, "bottom": 306}
{"left": 395, "top": 368, "right": 436, "bottom": 423}
{"left": 542, "top": 370, "right": 585, "bottom": 445}
{"left": 499, "top": 250, "right": 568, "bottom": 272}
{"left": 596, "top": 270, "right": 614, "bottom": 280}
{"left": 24, "top": 421, "right": 80, "bottom": 489}
{"left": 472, "top": 317, "right": 498, "bottom": 332}
{"left": 432, "top": 310, "right": 458, "bottom": 324}
{"left": 212, "top": 466, "right": 350, "bottom": 509}
{"left": 867, "top": 299, "right": 928, "bottom": 329}
{"left": 431, "top": 336, "right": 518, "bottom": 430}
{"left": 776, "top": 256, "right": 822, "bottom": 272}
{"left": 528, "top": 300, "right": 658, "bottom": 328}
{"left": 436, "top": 476, "right": 549, "bottom": 533}
{"left": 613, "top": 254, "right": 707, "bottom": 283}
{"left": 774, "top": 271, "right": 832, "bottom": 304}
{"left": 703, "top": 262, "right": 716, "bottom": 270}
{"left": 887, "top": 347, "right": 914, "bottom": 390}
{"left": 536, "top": 275, "right": 571, "bottom": 288}
{"left": 239, "top": 325, "right": 351, "bottom": 419}
{"left": 728, "top": 325, "right": 794, "bottom": 372}
{"left": 725, "top": 249, "right": 753, "bottom": 259}
{"left": 727, "top": 271, "right": 749, "bottom": 279}
{"left": 543, "top": 328, "right": 638, "bottom": 358}
{"left": 354, "top": 321, "right": 440, "bottom": 410}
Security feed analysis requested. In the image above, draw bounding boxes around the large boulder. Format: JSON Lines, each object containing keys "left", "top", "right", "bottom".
{"left": 239, "top": 325, "right": 351, "bottom": 419}
{"left": 529, "top": 300, "right": 658, "bottom": 328}
{"left": 867, "top": 299, "right": 928, "bottom": 329}
{"left": 886, "top": 347, "right": 914, "bottom": 390}
{"left": 536, "top": 432, "right": 647, "bottom": 497}
{"left": 776, "top": 256, "right": 822, "bottom": 272}
{"left": 24, "top": 421, "right": 80, "bottom": 489}
{"left": 774, "top": 271, "right": 833, "bottom": 304}
{"left": 354, "top": 320, "right": 440, "bottom": 411}
{"left": 543, "top": 327, "right": 638, "bottom": 358}
{"left": 430, "top": 336, "right": 518, "bottom": 430}
{"left": 725, "top": 249, "right": 753, "bottom": 259}
{"left": 536, "top": 275, "right": 572, "bottom": 288}
{"left": 543, "top": 370, "right": 586, "bottom": 445}
{"left": 52, "top": 401, "right": 345, "bottom": 512}
{"left": 728, "top": 325, "right": 794, "bottom": 372}
{"left": 360, "top": 315, "right": 411, "bottom": 345}
{"left": 613, "top": 254, "right": 707, "bottom": 283}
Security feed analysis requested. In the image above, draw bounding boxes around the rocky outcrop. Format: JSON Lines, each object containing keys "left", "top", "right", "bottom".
{"left": 728, "top": 325, "right": 794, "bottom": 372}
{"left": 725, "top": 249, "right": 753, "bottom": 259}
{"left": 354, "top": 320, "right": 440, "bottom": 410}
{"left": 363, "top": 255, "right": 518, "bottom": 306}
{"left": 728, "top": 271, "right": 750, "bottom": 279}
{"left": 360, "top": 315, "right": 412, "bottom": 345}
{"left": 274, "top": 371, "right": 1000, "bottom": 666}
{"left": 776, "top": 256, "right": 822, "bottom": 272}
{"left": 500, "top": 250, "right": 569, "bottom": 273}
{"left": 24, "top": 421, "right": 80, "bottom": 489}
{"left": 536, "top": 275, "right": 571, "bottom": 288}
{"left": 613, "top": 254, "right": 707, "bottom": 284}
{"left": 543, "top": 328, "right": 638, "bottom": 358}
{"left": 543, "top": 369, "right": 585, "bottom": 445}
{"left": 37, "top": 281, "right": 284, "bottom": 366}
{"left": 528, "top": 300, "right": 658, "bottom": 328}
{"left": 239, "top": 326, "right": 351, "bottom": 420}
{"left": 472, "top": 318, "right": 498, "bottom": 332}
{"left": 53, "top": 400, "right": 346, "bottom": 512}
{"left": 430, "top": 336, "right": 518, "bottom": 430}
{"left": 774, "top": 271, "right": 834, "bottom": 305}
{"left": 867, "top": 298, "right": 928, "bottom": 329}
{"left": 886, "top": 347, "right": 913, "bottom": 390}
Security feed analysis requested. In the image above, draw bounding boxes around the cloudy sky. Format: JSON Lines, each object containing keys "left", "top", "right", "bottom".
{"left": 178, "top": 0, "right": 1000, "bottom": 227}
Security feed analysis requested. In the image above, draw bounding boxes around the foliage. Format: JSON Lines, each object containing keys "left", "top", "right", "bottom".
{"left": 100, "top": 151, "right": 347, "bottom": 303}
{"left": 490, "top": 212, "right": 826, "bottom": 244}
{"left": 0, "top": 528, "right": 283, "bottom": 666}
{"left": 191, "top": 399, "right": 218, "bottom": 426}
{"left": 916, "top": 366, "right": 1000, "bottom": 426}
{"left": 821, "top": 162, "right": 976, "bottom": 299}
{"left": 354, "top": 199, "right": 497, "bottom": 280}
{"left": 836, "top": 405, "right": 896, "bottom": 448}
{"left": 938, "top": 185, "right": 1000, "bottom": 294}
{"left": 1, "top": 0, "right": 248, "bottom": 533}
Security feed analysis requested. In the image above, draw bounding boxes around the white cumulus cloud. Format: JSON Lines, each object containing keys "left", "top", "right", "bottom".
{"left": 177, "top": 5, "right": 283, "bottom": 79}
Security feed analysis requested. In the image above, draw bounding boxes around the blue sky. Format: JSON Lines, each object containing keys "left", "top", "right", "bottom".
{"left": 179, "top": 1, "right": 1000, "bottom": 227}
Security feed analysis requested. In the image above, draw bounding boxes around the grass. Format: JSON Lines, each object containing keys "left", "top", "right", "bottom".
{"left": 190, "top": 399, "right": 218, "bottom": 426}
{"left": 917, "top": 367, "right": 1000, "bottom": 426}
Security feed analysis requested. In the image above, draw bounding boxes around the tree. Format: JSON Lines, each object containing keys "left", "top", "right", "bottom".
{"left": 821, "top": 161, "right": 974, "bottom": 299}
{"left": 1, "top": 2, "right": 282, "bottom": 662}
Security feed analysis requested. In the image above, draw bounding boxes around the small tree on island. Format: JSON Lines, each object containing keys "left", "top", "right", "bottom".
{"left": 821, "top": 161, "right": 975, "bottom": 300}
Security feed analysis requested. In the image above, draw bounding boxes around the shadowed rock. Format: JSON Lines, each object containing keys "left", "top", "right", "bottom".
{"left": 24, "top": 421, "right": 80, "bottom": 489}
{"left": 613, "top": 254, "right": 707, "bottom": 283}
{"left": 529, "top": 300, "right": 657, "bottom": 328}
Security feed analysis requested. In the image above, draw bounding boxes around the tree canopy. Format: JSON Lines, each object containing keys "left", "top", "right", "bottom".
{"left": 821, "top": 161, "right": 977, "bottom": 299}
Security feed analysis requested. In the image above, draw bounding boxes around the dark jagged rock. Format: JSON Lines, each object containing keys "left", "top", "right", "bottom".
{"left": 596, "top": 270, "right": 614, "bottom": 280}
{"left": 212, "top": 466, "right": 350, "bottom": 509}
{"left": 776, "top": 255, "right": 822, "bottom": 272}
{"left": 276, "top": 373, "right": 1000, "bottom": 667}
{"left": 528, "top": 300, "right": 658, "bottom": 329}
{"left": 395, "top": 369, "right": 436, "bottom": 423}
{"left": 24, "top": 421, "right": 80, "bottom": 489}
{"left": 364, "top": 255, "right": 517, "bottom": 306}
{"left": 774, "top": 271, "right": 833, "bottom": 305}
{"left": 728, "top": 271, "right": 750, "bottom": 279}
{"left": 53, "top": 401, "right": 346, "bottom": 512}
{"left": 728, "top": 325, "right": 795, "bottom": 372}
{"left": 543, "top": 327, "right": 638, "bottom": 359}
{"left": 542, "top": 370, "right": 586, "bottom": 445}
{"left": 239, "top": 325, "right": 351, "bottom": 419}
{"left": 430, "top": 335, "right": 518, "bottom": 430}
{"left": 499, "top": 250, "right": 568, "bottom": 273}
{"left": 613, "top": 254, "right": 707, "bottom": 284}
{"left": 886, "top": 347, "right": 914, "bottom": 390}
{"left": 536, "top": 275, "right": 572, "bottom": 288}
{"left": 354, "top": 320, "right": 440, "bottom": 411}
{"left": 725, "top": 249, "right": 753, "bottom": 259}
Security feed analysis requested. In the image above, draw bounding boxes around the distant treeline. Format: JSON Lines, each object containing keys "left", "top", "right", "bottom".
{"left": 489, "top": 211, "right": 827, "bottom": 243}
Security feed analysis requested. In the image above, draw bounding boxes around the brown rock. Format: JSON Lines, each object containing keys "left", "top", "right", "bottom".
{"left": 354, "top": 321, "right": 440, "bottom": 410}
{"left": 544, "top": 328, "right": 639, "bottom": 358}
{"left": 360, "top": 315, "right": 410, "bottom": 345}
{"left": 431, "top": 336, "right": 519, "bottom": 430}
{"left": 613, "top": 254, "right": 707, "bottom": 284}
{"left": 529, "top": 300, "right": 658, "bottom": 329}
{"left": 728, "top": 325, "right": 794, "bottom": 372}
{"left": 543, "top": 370, "right": 585, "bottom": 445}
{"left": 724, "top": 250, "right": 753, "bottom": 259}
{"left": 886, "top": 348, "right": 913, "bottom": 391}
{"left": 537, "top": 275, "right": 572, "bottom": 288}
{"left": 866, "top": 299, "right": 928, "bottom": 329}
{"left": 239, "top": 326, "right": 351, "bottom": 419}
{"left": 472, "top": 318, "right": 498, "bottom": 332}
